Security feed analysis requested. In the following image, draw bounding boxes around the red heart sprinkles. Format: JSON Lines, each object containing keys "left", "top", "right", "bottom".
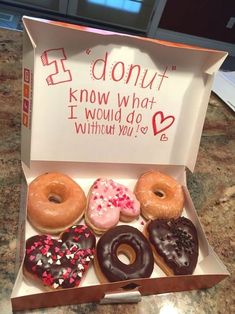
{"left": 23, "top": 225, "right": 96, "bottom": 289}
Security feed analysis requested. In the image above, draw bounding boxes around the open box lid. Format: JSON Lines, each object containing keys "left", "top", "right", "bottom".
{"left": 21, "top": 17, "right": 227, "bottom": 172}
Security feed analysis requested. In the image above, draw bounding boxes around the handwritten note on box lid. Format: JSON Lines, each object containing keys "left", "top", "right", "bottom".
{"left": 22, "top": 17, "right": 227, "bottom": 171}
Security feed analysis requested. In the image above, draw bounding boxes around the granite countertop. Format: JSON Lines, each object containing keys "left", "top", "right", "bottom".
{"left": 0, "top": 28, "right": 234, "bottom": 314}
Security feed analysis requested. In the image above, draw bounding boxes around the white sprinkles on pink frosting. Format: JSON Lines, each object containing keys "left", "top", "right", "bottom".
{"left": 87, "top": 178, "right": 140, "bottom": 229}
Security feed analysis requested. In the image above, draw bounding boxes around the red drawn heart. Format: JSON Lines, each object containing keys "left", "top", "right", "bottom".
{"left": 152, "top": 111, "right": 175, "bottom": 136}
{"left": 23, "top": 225, "right": 96, "bottom": 289}
{"left": 160, "top": 133, "right": 168, "bottom": 141}
{"left": 140, "top": 126, "right": 148, "bottom": 134}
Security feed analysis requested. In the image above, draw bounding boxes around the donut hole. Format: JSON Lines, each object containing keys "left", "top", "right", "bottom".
{"left": 48, "top": 193, "right": 63, "bottom": 204}
{"left": 46, "top": 183, "right": 69, "bottom": 204}
{"left": 116, "top": 244, "right": 136, "bottom": 265}
{"left": 154, "top": 189, "right": 165, "bottom": 198}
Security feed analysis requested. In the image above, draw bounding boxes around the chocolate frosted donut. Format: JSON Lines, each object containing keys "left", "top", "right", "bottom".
{"left": 23, "top": 225, "right": 96, "bottom": 290}
{"left": 95, "top": 225, "right": 154, "bottom": 282}
{"left": 146, "top": 217, "right": 198, "bottom": 275}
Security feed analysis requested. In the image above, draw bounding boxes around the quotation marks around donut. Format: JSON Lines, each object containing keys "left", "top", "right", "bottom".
{"left": 152, "top": 111, "right": 175, "bottom": 137}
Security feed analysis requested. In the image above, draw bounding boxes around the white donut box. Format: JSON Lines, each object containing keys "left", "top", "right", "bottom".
{"left": 11, "top": 16, "right": 229, "bottom": 311}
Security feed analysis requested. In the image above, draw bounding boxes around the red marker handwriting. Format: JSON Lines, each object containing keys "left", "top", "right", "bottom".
{"left": 41, "top": 48, "right": 72, "bottom": 85}
{"left": 152, "top": 111, "right": 175, "bottom": 136}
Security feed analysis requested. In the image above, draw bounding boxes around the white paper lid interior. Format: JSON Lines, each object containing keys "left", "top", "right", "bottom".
{"left": 21, "top": 17, "right": 227, "bottom": 172}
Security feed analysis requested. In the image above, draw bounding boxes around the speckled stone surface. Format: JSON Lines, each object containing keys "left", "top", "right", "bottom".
{"left": 0, "top": 28, "right": 234, "bottom": 314}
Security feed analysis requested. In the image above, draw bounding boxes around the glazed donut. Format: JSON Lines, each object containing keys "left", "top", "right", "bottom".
{"left": 135, "top": 171, "right": 184, "bottom": 220}
{"left": 144, "top": 217, "right": 198, "bottom": 275}
{"left": 94, "top": 225, "right": 154, "bottom": 282}
{"left": 85, "top": 178, "right": 140, "bottom": 234}
{"left": 27, "top": 172, "right": 86, "bottom": 234}
{"left": 23, "top": 225, "right": 96, "bottom": 290}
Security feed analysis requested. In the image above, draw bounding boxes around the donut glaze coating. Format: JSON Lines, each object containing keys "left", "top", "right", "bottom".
{"left": 147, "top": 217, "right": 198, "bottom": 275}
{"left": 86, "top": 178, "right": 140, "bottom": 234}
{"left": 27, "top": 172, "right": 86, "bottom": 234}
{"left": 23, "top": 225, "right": 96, "bottom": 289}
{"left": 135, "top": 171, "right": 184, "bottom": 220}
{"left": 95, "top": 225, "right": 154, "bottom": 282}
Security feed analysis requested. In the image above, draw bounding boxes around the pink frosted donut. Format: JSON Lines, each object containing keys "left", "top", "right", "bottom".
{"left": 85, "top": 178, "right": 140, "bottom": 234}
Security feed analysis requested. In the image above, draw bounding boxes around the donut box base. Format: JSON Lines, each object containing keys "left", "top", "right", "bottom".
{"left": 11, "top": 17, "right": 229, "bottom": 311}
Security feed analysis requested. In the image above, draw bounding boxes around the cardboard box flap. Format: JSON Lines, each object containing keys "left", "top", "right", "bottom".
{"left": 21, "top": 17, "right": 227, "bottom": 171}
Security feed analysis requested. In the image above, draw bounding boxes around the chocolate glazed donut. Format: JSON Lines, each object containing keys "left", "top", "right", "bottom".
{"left": 147, "top": 217, "right": 199, "bottom": 275}
{"left": 95, "top": 225, "right": 154, "bottom": 282}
